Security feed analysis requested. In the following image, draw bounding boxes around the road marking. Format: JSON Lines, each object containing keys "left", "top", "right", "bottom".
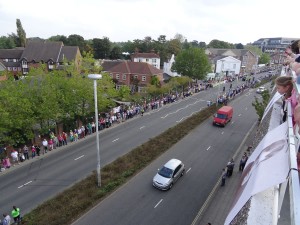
{"left": 154, "top": 199, "right": 163, "bottom": 208}
{"left": 74, "top": 155, "right": 85, "bottom": 161}
{"left": 18, "top": 180, "right": 33, "bottom": 189}
{"left": 238, "top": 114, "right": 241, "bottom": 116}
{"left": 221, "top": 131, "right": 224, "bottom": 135}
{"left": 206, "top": 146, "right": 211, "bottom": 151}
{"left": 140, "top": 126, "right": 145, "bottom": 130}
{"left": 112, "top": 138, "right": 119, "bottom": 142}
{"left": 176, "top": 110, "right": 201, "bottom": 122}
{"left": 231, "top": 121, "right": 234, "bottom": 124}
{"left": 186, "top": 168, "right": 191, "bottom": 173}
{"left": 245, "top": 107, "right": 248, "bottom": 110}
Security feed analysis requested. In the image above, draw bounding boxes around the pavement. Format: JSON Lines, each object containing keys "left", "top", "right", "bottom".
{"left": 191, "top": 121, "right": 259, "bottom": 225}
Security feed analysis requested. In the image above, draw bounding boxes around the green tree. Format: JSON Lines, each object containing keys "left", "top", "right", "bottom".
{"left": 110, "top": 44, "right": 122, "bottom": 59}
{"left": 150, "top": 75, "right": 161, "bottom": 87}
{"left": 67, "top": 34, "right": 86, "bottom": 53}
{"left": 199, "top": 41, "right": 206, "bottom": 48}
{"left": 259, "top": 53, "right": 270, "bottom": 64}
{"left": 235, "top": 43, "right": 244, "bottom": 49}
{"left": 252, "top": 90, "right": 270, "bottom": 121}
{"left": 16, "top": 19, "right": 26, "bottom": 47}
{"left": 92, "top": 37, "right": 111, "bottom": 59}
{"left": 207, "top": 39, "right": 234, "bottom": 49}
{"left": 244, "top": 45, "right": 263, "bottom": 56}
{"left": 172, "top": 48, "right": 211, "bottom": 80}
{"left": 48, "top": 35, "right": 68, "bottom": 44}
{"left": 0, "top": 36, "right": 16, "bottom": 49}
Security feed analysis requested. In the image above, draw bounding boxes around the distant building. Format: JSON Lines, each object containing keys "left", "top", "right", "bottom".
{"left": 252, "top": 37, "right": 299, "bottom": 54}
{"left": 205, "top": 48, "right": 256, "bottom": 74}
{"left": 131, "top": 52, "right": 160, "bottom": 69}
{"left": 101, "top": 60, "right": 163, "bottom": 93}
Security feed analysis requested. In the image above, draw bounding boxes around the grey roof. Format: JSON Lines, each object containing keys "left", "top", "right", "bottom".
{"left": 58, "top": 46, "right": 79, "bottom": 62}
{"left": 0, "top": 49, "right": 24, "bottom": 59}
{"left": 206, "top": 48, "right": 254, "bottom": 57}
{"left": 20, "top": 41, "right": 63, "bottom": 62}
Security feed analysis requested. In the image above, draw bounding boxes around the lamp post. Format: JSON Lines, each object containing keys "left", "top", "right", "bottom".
{"left": 88, "top": 74, "right": 102, "bottom": 187}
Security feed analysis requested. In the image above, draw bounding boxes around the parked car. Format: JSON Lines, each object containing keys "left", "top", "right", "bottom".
{"left": 256, "top": 86, "right": 267, "bottom": 94}
{"left": 153, "top": 159, "right": 185, "bottom": 190}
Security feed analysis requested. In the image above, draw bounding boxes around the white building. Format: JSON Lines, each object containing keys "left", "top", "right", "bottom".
{"left": 215, "top": 56, "right": 241, "bottom": 76}
{"left": 131, "top": 52, "right": 160, "bottom": 69}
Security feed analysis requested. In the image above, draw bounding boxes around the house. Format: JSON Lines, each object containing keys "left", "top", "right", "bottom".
{"left": 19, "top": 41, "right": 81, "bottom": 75}
{"left": 131, "top": 52, "right": 160, "bottom": 69}
{"left": 251, "top": 37, "right": 299, "bottom": 54}
{"left": 214, "top": 56, "right": 241, "bottom": 76}
{"left": 102, "top": 60, "right": 163, "bottom": 92}
{"left": 205, "top": 48, "right": 257, "bottom": 75}
{"left": 0, "top": 41, "right": 81, "bottom": 78}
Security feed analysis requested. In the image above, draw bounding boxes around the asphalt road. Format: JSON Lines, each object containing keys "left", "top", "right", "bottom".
{"left": 71, "top": 87, "right": 259, "bottom": 225}
{"left": 0, "top": 75, "right": 264, "bottom": 219}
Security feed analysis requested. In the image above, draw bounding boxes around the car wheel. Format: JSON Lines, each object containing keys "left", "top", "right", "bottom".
{"left": 169, "top": 183, "right": 173, "bottom": 189}
{"left": 181, "top": 170, "right": 185, "bottom": 176}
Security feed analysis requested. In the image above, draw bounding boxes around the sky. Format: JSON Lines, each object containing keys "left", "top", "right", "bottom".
{"left": 0, "top": 0, "right": 299, "bottom": 45}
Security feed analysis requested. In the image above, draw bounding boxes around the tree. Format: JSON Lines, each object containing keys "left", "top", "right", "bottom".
{"left": 235, "top": 43, "right": 244, "bottom": 49}
{"left": 92, "top": 37, "right": 111, "bottom": 59}
{"left": 244, "top": 45, "right": 263, "bottom": 56}
{"left": 259, "top": 53, "right": 270, "bottom": 64}
{"left": 252, "top": 90, "right": 270, "bottom": 121}
{"left": 16, "top": 19, "right": 26, "bottom": 47}
{"left": 172, "top": 48, "right": 211, "bottom": 80}
{"left": 110, "top": 44, "right": 122, "bottom": 59}
{"left": 67, "top": 34, "right": 86, "bottom": 53}
{"left": 199, "top": 42, "right": 206, "bottom": 48}
{"left": 207, "top": 39, "right": 234, "bottom": 49}
{"left": 48, "top": 35, "right": 68, "bottom": 44}
{"left": 0, "top": 36, "right": 16, "bottom": 49}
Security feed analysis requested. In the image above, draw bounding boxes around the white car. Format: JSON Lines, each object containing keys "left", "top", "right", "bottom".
{"left": 256, "top": 86, "right": 266, "bottom": 94}
{"left": 153, "top": 159, "right": 185, "bottom": 190}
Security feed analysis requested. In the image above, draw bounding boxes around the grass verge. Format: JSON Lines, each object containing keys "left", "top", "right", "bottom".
{"left": 23, "top": 104, "right": 218, "bottom": 225}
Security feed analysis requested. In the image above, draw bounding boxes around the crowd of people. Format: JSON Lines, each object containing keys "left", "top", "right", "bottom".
{"left": 0, "top": 206, "right": 21, "bottom": 225}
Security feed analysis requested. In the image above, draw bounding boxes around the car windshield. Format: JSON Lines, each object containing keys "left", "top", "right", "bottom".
{"left": 158, "top": 166, "right": 173, "bottom": 178}
{"left": 216, "top": 113, "right": 227, "bottom": 119}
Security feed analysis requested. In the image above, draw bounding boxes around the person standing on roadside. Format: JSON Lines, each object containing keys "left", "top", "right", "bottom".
{"left": 23, "top": 145, "right": 29, "bottom": 160}
{"left": 1, "top": 213, "right": 11, "bottom": 225}
{"left": 226, "top": 158, "right": 235, "bottom": 177}
{"left": 42, "top": 139, "right": 48, "bottom": 154}
{"left": 221, "top": 168, "right": 227, "bottom": 187}
{"left": 11, "top": 206, "right": 21, "bottom": 224}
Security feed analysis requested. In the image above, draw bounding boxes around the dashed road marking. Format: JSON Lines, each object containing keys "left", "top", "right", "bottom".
{"left": 140, "top": 126, "right": 145, "bottom": 130}
{"left": 18, "top": 180, "right": 32, "bottom": 188}
{"left": 186, "top": 168, "right": 191, "bottom": 173}
{"left": 154, "top": 199, "right": 163, "bottom": 208}
{"left": 112, "top": 138, "right": 119, "bottom": 142}
{"left": 221, "top": 131, "right": 224, "bottom": 135}
{"left": 74, "top": 155, "right": 85, "bottom": 161}
{"left": 206, "top": 146, "right": 211, "bottom": 151}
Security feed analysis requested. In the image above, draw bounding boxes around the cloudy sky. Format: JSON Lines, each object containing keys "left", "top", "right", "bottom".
{"left": 0, "top": 0, "right": 298, "bottom": 45}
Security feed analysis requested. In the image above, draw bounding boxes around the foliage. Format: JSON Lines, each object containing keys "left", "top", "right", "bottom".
{"left": 172, "top": 47, "right": 211, "bottom": 80}
{"left": 22, "top": 104, "right": 217, "bottom": 225}
{"left": 207, "top": 39, "right": 234, "bottom": 49}
{"left": 0, "top": 36, "right": 16, "bottom": 49}
{"left": 252, "top": 90, "right": 270, "bottom": 121}
{"left": 259, "top": 53, "right": 271, "bottom": 65}
{"left": 244, "top": 45, "right": 263, "bottom": 56}
{"left": 93, "top": 37, "right": 112, "bottom": 59}
{"left": 16, "top": 19, "right": 26, "bottom": 47}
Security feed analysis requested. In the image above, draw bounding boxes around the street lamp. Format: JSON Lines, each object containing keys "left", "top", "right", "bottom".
{"left": 88, "top": 74, "right": 102, "bottom": 187}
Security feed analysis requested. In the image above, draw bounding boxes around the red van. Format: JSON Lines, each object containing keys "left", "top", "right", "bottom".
{"left": 213, "top": 106, "right": 233, "bottom": 127}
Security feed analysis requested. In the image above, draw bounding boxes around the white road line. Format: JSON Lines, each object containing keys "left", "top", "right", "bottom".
{"left": 221, "top": 131, "right": 224, "bottom": 135}
{"left": 18, "top": 180, "right": 33, "bottom": 188}
{"left": 112, "top": 138, "right": 119, "bottom": 142}
{"left": 232, "top": 121, "right": 234, "bottom": 124}
{"left": 245, "top": 107, "right": 248, "bottom": 110}
{"left": 238, "top": 114, "right": 241, "bottom": 116}
{"left": 74, "top": 155, "right": 85, "bottom": 161}
{"left": 140, "top": 126, "right": 145, "bottom": 130}
{"left": 154, "top": 199, "right": 163, "bottom": 208}
{"left": 206, "top": 146, "right": 211, "bottom": 151}
{"left": 186, "top": 168, "right": 191, "bottom": 173}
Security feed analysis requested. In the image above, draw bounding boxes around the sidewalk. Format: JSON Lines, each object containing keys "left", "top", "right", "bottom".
{"left": 192, "top": 122, "right": 258, "bottom": 225}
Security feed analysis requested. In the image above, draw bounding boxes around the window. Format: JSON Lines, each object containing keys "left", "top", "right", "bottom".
{"left": 134, "top": 75, "right": 138, "bottom": 79}
{"left": 233, "top": 64, "right": 236, "bottom": 69}
{"left": 123, "top": 74, "right": 126, "bottom": 80}
{"left": 152, "top": 59, "right": 156, "bottom": 63}
{"left": 146, "top": 59, "right": 149, "bottom": 62}
{"left": 116, "top": 74, "right": 120, "bottom": 79}
{"left": 110, "top": 73, "right": 113, "bottom": 77}
{"left": 142, "top": 76, "right": 146, "bottom": 81}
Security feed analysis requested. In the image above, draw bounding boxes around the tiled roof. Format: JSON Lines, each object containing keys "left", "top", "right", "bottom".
{"left": 20, "top": 41, "right": 63, "bottom": 62}
{"left": 131, "top": 52, "right": 160, "bottom": 59}
{"left": 0, "top": 49, "right": 24, "bottom": 59}
{"left": 102, "top": 60, "right": 162, "bottom": 75}
{"left": 58, "top": 46, "right": 79, "bottom": 61}
{"left": 206, "top": 48, "right": 255, "bottom": 57}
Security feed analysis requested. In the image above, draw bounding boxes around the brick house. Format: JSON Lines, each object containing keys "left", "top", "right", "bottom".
{"left": 205, "top": 48, "right": 258, "bottom": 74}
{"left": 131, "top": 52, "right": 160, "bottom": 69}
{"left": 0, "top": 41, "right": 81, "bottom": 78}
{"left": 102, "top": 60, "right": 163, "bottom": 92}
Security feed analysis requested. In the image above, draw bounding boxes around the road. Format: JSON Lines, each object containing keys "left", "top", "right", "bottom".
{"left": 71, "top": 86, "right": 259, "bottom": 225}
{"left": 0, "top": 76, "right": 262, "bottom": 218}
